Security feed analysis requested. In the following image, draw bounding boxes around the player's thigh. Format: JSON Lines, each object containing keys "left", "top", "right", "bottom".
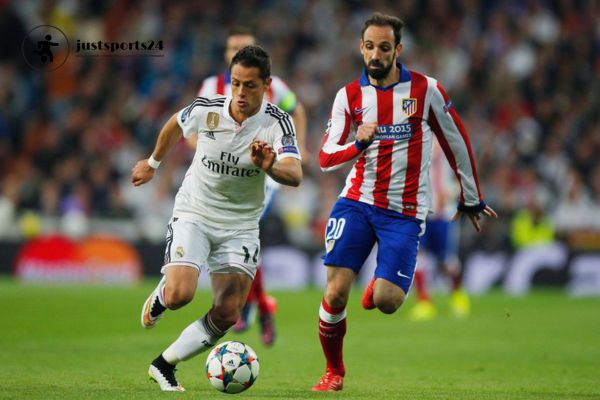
{"left": 372, "top": 212, "right": 423, "bottom": 294}
{"left": 162, "top": 217, "right": 210, "bottom": 298}
{"left": 207, "top": 227, "right": 260, "bottom": 279}
{"left": 323, "top": 199, "right": 376, "bottom": 274}
{"left": 164, "top": 265, "right": 200, "bottom": 300}
{"left": 373, "top": 277, "right": 407, "bottom": 305}
{"left": 162, "top": 217, "right": 210, "bottom": 273}
{"left": 324, "top": 266, "right": 357, "bottom": 306}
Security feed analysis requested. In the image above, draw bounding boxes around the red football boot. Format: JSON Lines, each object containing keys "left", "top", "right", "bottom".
{"left": 361, "top": 277, "right": 376, "bottom": 310}
{"left": 312, "top": 371, "right": 344, "bottom": 392}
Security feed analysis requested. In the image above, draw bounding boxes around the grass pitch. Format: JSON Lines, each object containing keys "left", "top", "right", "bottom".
{"left": 1, "top": 277, "right": 599, "bottom": 399}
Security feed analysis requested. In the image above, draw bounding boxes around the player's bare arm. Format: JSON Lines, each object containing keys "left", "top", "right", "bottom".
{"left": 250, "top": 140, "right": 302, "bottom": 187}
{"left": 131, "top": 113, "right": 183, "bottom": 187}
{"left": 451, "top": 204, "right": 498, "bottom": 232}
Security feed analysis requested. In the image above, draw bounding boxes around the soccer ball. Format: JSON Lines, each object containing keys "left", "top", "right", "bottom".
{"left": 205, "top": 341, "right": 260, "bottom": 393}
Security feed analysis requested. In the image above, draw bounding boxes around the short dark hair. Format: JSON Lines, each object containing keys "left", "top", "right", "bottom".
{"left": 362, "top": 12, "right": 405, "bottom": 46}
{"left": 229, "top": 45, "right": 271, "bottom": 81}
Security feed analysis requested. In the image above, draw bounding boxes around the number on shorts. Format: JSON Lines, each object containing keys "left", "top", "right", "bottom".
{"left": 325, "top": 217, "right": 346, "bottom": 241}
{"left": 242, "top": 246, "right": 259, "bottom": 264}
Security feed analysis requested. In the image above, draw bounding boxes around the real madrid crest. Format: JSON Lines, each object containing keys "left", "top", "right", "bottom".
{"left": 175, "top": 246, "right": 185, "bottom": 258}
{"left": 206, "top": 112, "right": 220, "bottom": 131}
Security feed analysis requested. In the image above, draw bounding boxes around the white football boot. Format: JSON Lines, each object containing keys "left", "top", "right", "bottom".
{"left": 148, "top": 357, "right": 185, "bottom": 392}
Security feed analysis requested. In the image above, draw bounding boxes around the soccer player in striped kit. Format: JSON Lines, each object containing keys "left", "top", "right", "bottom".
{"left": 312, "top": 13, "right": 497, "bottom": 391}
{"left": 195, "top": 27, "right": 307, "bottom": 346}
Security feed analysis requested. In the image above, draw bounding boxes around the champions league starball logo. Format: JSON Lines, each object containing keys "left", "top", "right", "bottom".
{"left": 22, "top": 25, "right": 70, "bottom": 71}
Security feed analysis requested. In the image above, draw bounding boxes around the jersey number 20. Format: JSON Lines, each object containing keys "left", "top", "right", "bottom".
{"left": 325, "top": 218, "right": 346, "bottom": 241}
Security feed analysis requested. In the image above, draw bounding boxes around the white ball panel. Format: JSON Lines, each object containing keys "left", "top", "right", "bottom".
{"left": 207, "top": 357, "right": 223, "bottom": 377}
{"left": 226, "top": 341, "right": 246, "bottom": 354}
{"left": 244, "top": 344, "right": 257, "bottom": 359}
{"left": 209, "top": 377, "right": 224, "bottom": 392}
{"left": 221, "top": 352, "right": 241, "bottom": 371}
{"left": 233, "top": 364, "right": 251, "bottom": 383}
{"left": 225, "top": 382, "right": 245, "bottom": 394}
{"left": 250, "top": 359, "right": 260, "bottom": 377}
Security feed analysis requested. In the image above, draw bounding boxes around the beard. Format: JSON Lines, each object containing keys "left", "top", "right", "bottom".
{"left": 366, "top": 59, "right": 393, "bottom": 80}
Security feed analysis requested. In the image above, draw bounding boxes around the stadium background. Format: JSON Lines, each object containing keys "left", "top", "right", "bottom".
{"left": 1, "top": 0, "right": 600, "bottom": 292}
{"left": 2, "top": 2, "right": 600, "bottom": 399}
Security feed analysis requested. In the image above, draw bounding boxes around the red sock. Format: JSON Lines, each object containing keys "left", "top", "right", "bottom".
{"left": 414, "top": 269, "right": 431, "bottom": 301}
{"left": 450, "top": 274, "right": 461, "bottom": 292}
{"left": 318, "top": 299, "right": 346, "bottom": 376}
{"left": 246, "top": 280, "right": 257, "bottom": 303}
{"left": 253, "top": 267, "right": 271, "bottom": 315}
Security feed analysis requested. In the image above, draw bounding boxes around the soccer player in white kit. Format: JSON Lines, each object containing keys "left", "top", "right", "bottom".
{"left": 131, "top": 45, "right": 302, "bottom": 392}
{"left": 195, "top": 27, "right": 308, "bottom": 346}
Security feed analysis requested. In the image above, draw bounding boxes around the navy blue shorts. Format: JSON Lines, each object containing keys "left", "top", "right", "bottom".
{"left": 419, "top": 218, "right": 458, "bottom": 264}
{"left": 323, "top": 198, "right": 423, "bottom": 293}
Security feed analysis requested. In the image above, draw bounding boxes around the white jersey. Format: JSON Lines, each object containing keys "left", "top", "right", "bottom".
{"left": 198, "top": 72, "right": 299, "bottom": 219}
{"left": 174, "top": 95, "right": 301, "bottom": 229}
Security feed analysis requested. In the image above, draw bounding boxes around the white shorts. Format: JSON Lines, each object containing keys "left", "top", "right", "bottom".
{"left": 161, "top": 217, "right": 260, "bottom": 278}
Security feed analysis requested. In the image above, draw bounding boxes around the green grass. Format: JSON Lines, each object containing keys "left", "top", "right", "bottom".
{"left": 1, "top": 277, "right": 599, "bottom": 399}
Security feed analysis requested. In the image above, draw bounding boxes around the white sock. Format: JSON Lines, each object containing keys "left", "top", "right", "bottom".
{"left": 162, "top": 312, "right": 226, "bottom": 364}
{"left": 157, "top": 276, "right": 167, "bottom": 307}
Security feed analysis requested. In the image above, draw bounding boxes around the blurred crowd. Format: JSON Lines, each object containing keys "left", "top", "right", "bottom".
{"left": 0, "top": 0, "right": 599, "bottom": 251}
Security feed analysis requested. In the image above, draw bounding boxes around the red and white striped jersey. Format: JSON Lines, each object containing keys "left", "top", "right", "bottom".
{"left": 319, "top": 64, "right": 482, "bottom": 220}
{"left": 198, "top": 72, "right": 298, "bottom": 114}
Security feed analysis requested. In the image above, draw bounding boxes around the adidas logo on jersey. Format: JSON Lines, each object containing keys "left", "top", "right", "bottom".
{"left": 205, "top": 131, "right": 216, "bottom": 140}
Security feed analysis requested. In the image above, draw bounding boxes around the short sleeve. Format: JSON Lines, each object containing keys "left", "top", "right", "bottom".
{"left": 268, "top": 108, "right": 302, "bottom": 161}
{"left": 176, "top": 98, "right": 204, "bottom": 139}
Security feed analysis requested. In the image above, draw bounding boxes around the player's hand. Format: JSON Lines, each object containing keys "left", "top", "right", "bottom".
{"left": 131, "top": 159, "right": 156, "bottom": 186}
{"left": 250, "top": 140, "right": 276, "bottom": 171}
{"left": 356, "top": 122, "right": 378, "bottom": 144}
{"left": 451, "top": 204, "right": 498, "bottom": 232}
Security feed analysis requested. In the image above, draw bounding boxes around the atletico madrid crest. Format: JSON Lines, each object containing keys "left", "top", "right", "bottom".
{"left": 402, "top": 98, "right": 417, "bottom": 117}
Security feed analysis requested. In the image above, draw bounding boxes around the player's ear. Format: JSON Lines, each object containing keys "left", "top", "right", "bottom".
{"left": 395, "top": 43, "right": 403, "bottom": 58}
{"left": 265, "top": 77, "right": 272, "bottom": 88}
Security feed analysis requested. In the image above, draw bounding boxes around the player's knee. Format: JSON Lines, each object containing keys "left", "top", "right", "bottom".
{"left": 374, "top": 293, "right": 405, "bottom": 314}
{"left": 210, "top": 306, "right": 238, "bottom": 330}
{"left": 164, "top": 287, "right": 194, "bottom": 310}
{"left": 376, "top": 299, "right": 403, "bottom": 314}
{"left": 324, "top": 288, "right": 349, "bottom": 309}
